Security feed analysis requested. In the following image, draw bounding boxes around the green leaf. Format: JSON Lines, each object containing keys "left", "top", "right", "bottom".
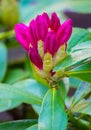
{"left": 4, "top": 69, "right": 29, "bottom": 84}
{"left": 71, "top": 41, "right": 91, "bottom": 52}
{"left": 0, "top": 119, "right": 37, "bottom": 130}
{"left": 26, "top": 124, "right": 38, "bottom": 130}
{"left": 0, "top": 79, "right": 48, "bottom": 112}
{"left": 0, "top": 43, "right": 7, "bottom": 82}
{"left": 38, "top": 88, "right": 67, "bottom": 130}
{"left": 0, "top": 99, "right": 21, "bottom": 112}
{"left": 66, "top": 61, "right": 91, "bottom": 83}
{"left": 13, "top": 79, "right": 48, "bottom": 100}
{"left": 58, "top": 78, "right": 69, "bottom": 100}
{"left": 54, "top": 49, "right": 91, "bottom": 72}
{"left": 71, "top": 82, "right": 91, "bottom": 107}
{"left": 0, "top": 82, "right": 42, "bottom": 106}
{"left": 25, "top": 55, "right": 34, "bottom": 79}
{"left": 71, "top": 98, "right": 91, "bottom": 115}
{"left": 14, "top": 79, "right": 48, "bottom": 113}
{"left": 67, "top": 28, "right": 91, "bottom": 53}
{"left": 69, "top": 78, "right": 82, "bottom": 88}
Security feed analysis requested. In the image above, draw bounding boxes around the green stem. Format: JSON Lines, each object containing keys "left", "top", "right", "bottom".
{"left": 0, "top": 30, "right": 14, "bottom": 40}
{"left": 68, "top": 111, "right": 91, "bottom": 130}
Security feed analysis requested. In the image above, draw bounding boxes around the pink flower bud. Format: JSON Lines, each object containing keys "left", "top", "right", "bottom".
{"left": 14, "top": 23, "right": 30, "bottom": 51}
{"left": 44, "top": 31, "right": 58, "bottom": 56}
{"left": 29, "top": 47, "right": 43, "bottom": 69}
{"left": 50, "top": 12, "right": 60, "bottom": 32}
{"left": 35, "top": 17, "right": 48, "bottom": 41}
{"left": 56, "top": 19, "right": 72, "bottom": 47}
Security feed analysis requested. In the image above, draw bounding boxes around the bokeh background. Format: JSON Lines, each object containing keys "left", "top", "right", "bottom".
{"left": 0, "top": 0, "right": 91, "bottom": 122}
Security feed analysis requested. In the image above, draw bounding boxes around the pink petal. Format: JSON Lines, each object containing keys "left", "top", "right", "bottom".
{"left": 29, "top": 20, "right": 37, "bottom": 48}
{"left": 14, "top": 23, "right": 30, "bottom": 51}
{"left": 28, "top": 47, "right": 43, "bottom": 69}
{"left": 44, "top": 31, "right": 58, "bottom": 56}
{"left": 56, "top": 19, "right": 72, "bottom": 46}
{"left": 35, "top": 16, "right": 48, "bottom": 41}
{"left": 42, "top": 12, "right": 50, "bottom": 27}
{"left": 50, "top": 12, "right": 61, "bottom": 32}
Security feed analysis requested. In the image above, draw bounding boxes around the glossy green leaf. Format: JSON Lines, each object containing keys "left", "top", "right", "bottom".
{"left": 0, "top": 43, "right": 7, "bottom": 82}
{"left": 13, "top": 79, "right": 48, "bottom": 100}
{"left": 0, "top": 79, "right": 48, "bottom": 112}
{"left": 4, "top": 69, "right": 29, "bottom": 84}
{"left": 71, "top": 98, "right": 91, "bottom": 115}
{"left": 26, "top": 124, "right": 38, "bottom": 130}
{"left": 0, "top": 119, "right": 37, "bottom": 130}
{"left": 71, "top": 41, "right": 91, "bottom": 52}
{"left": 67, "top": 28, "right": 91, "bottom": 53}
{"left": 13, "top": 79, "right": 48, "bottom": 113}
{"left": 0, "top": 99, "right": 21, "bottom": 112}
{"left": 38, "top": 88, "right": 67, "bottom": 130}
{"left": 69, "top": 78, "right": 82, "bottom": 88}
{"left": 54, "top": 49, "right": 91, "bottom": 72}
{"left": 71, "top": 82, "right": 91, "bottom": 107}
{"left": 66, "top": 61, "right": 91, "bottom": 83}
{"left": 58, "top": 78, "right": 69, "bottom": 100}
{"left": 0, "top": 82, "right": 42, "bottom": 105}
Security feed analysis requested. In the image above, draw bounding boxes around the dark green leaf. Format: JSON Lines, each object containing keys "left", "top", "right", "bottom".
{"left": 0, "top": 120, "right": 37, "bottom": 130}
{"left": 26, "top": 124, "right": 38, "bottom": 130}
{"left": 38, "top": 88, "right": 67, "bottom": 130}
{"left": 0, "top": 43, "right": 7, "bottom": 82}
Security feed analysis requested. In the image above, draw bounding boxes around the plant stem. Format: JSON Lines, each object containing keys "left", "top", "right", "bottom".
{"left": 0, "top": 30, "right": 14, "bottom": 40}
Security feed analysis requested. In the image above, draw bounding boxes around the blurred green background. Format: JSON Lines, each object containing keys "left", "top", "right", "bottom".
{"left": 0, "top": 0, "right": 91, "bottom": 122}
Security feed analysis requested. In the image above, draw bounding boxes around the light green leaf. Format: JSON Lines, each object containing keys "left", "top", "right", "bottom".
{"left": 38, "top": 88, "right": 67, "bottom": 130}
{"left": 71, "top": 41, "right": 91, "bottom": 52}
{"left": 4, "top": 69, "right": 29, "bottom": 84}
{"left": 13, "top": 79, "right": 48, "bottom": 100}
{"left": 0, "top": 79, "right": 48, "bottom": 112}
{"left": 0, "top": 120, "right": 37, "bottom": 130}
{"left": 0, "top": 99, "right": 21, "bottom": 112}
{"left": 54, "top": 49, "right": 91, "bottom": 72}
{"left": 0, "top": 43, "right": 7, "bottom": 82}
{"left": 71, "top": 82, "right": 91, "bottom": 107}
{"left": 14, "top": 79, "right": 48, "bottom": 114}
{"left": 0, "top": 82, "right": 42, "bottom": 105}
{"left": 71, "top": 98, "right": 91, "bottom": 115}
{"left": 67, "top": 28, "right": 91, "bottom": 53}
{"left": 69, "top": 78, "right": 82, "bottom": 88}
{"left": 26, "top": 124, "right": 38, "bottom": 130}
{"left": 59, "top": 78, "right": 69, "bottom": 100}
{"left": 66, "top": 61, "right": 91, "bottom": 83}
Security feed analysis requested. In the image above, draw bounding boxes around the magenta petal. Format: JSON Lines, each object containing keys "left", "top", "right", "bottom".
{"left": 56, "top": 19, "right": 72, "bottom": 46}
{"left": 50, "top": 12, "right": 61, "bottom": 32}
{"left": 44, "top": 31, "right": 58, "bottom": 56}
{"left": 29, "top": 47, "right": 43, "bottom": 69}
{"left": 42, "top": 12, "right": 50, "bottom": 27}
{"left": 35, "top": 17, "right": 48, "bottom": 41}
{"left": 29, "top": 20, "right": 37, "bottom": 48}
{"left": 14, "top": 23, "right": 30, "bottom": 51}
